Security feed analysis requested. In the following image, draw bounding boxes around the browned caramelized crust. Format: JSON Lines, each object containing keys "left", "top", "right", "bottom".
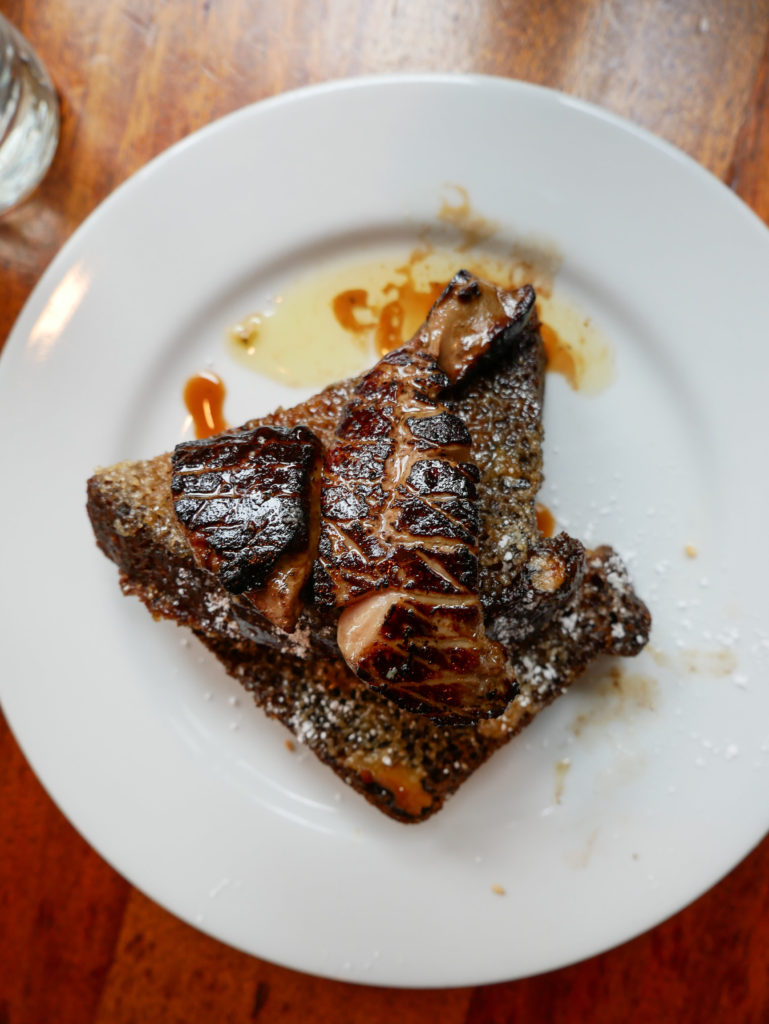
{"left": 315, "top": 350, "right": 478, "bottom": 609}
{"left": 193, "top": 546, "right": 650, "bottom": 823}
{"left": 487, "top": 532, "right": 586, "bottom": 646}
{"left": 85, "top": 271, "right": 652, "bottom": 821}
{"left": 87, "top": 456, "right": 650, "bottom": 823}
{"left": 317, "top": 344, "right": 515, "bottom": 722}
{"left": 171, "top": 425, "right": 321, "bottom": 632}
{"left": 309, "top": 275, "right": 542, "bottom": 722}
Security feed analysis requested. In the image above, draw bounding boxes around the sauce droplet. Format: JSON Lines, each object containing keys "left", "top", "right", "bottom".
{"left": 535, "top": 502, "right": 556, "bottom": 538}
{"left": 184, "top": 371, "right": 228, "bottom": 439}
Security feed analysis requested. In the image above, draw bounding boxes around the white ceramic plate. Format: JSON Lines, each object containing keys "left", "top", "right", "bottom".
{"left": 2, "top": 75, "right": 769, "bottom": 988}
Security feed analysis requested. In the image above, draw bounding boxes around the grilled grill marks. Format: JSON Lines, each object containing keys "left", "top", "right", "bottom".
{"left": 169, "top": 273, "right": 541, "bottom": 721}
{"left": 316, "top": 275, "right": 538, "bottom": 722}
{"left": 316, "top": 350, "right": 478, "bottom": 607}
{"left": 171, "top": 425, "right": 321, "bottom": 632}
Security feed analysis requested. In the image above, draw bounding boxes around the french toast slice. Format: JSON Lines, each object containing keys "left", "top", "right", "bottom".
{"left": 193, "top": 544, "right": 648, "bottom": 822}
{"left": 86, "top": 278, "right": 650, "bottom": 822}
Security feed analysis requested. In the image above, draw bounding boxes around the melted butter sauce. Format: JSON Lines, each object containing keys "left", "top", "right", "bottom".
{"left": 227, "top": 267, "right": 375, "bottom": 388}
{"left": 183, "top": 370, "right": 228, "bottom": 438}
{"left": 537, "top": 294, "right": 614, "bottom": 393}
{"left": 226, "top": 244, "right": 614, "bottom": 392}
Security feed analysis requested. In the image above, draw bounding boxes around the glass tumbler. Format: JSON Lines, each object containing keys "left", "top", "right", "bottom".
{"left": 0, "top": 14, "right": 59, "bottom": 214}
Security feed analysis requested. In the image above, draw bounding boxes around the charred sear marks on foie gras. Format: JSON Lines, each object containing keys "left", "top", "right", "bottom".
{"left": 315, "top": 272, "right": 537, "bottom": 722}
{"left": 85, "top": 269, "right": 653, "bottom": 822}
{"left": 168, "top": 273, "right": 593, "bottom": 725}
{"left": 171, "top": 425, "right": 321, "bottom": 633}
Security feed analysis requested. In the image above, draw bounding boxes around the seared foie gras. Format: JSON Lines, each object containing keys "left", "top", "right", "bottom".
{"left": 316, "top": 275, "right": 536, "bottom": 722}
{"left": 337, "top": 590, "right": 515, "bottom": 722}
{"left": 417, "top": 269, "right": 536, "bottom": 384}
{"left": 171, "top": 425, "right": 321, "bottom": 632}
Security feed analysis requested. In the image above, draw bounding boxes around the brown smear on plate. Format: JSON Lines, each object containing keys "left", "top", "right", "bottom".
{"left": 554, "top": 758, "right": 571, "bottom": 804}
{"left": 437, "top": 183, "right": 499, "bottom": 251}
{"left": 567, "top": 828, "right": 600, "bottom": 870}
{"left": 571, "top": 666, "right": 658, "bottom": 738}
{"left": 649, "top": 646, "right": 737, "bottom": 677}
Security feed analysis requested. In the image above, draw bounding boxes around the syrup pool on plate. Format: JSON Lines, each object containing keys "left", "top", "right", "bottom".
{"left": 226, "top": 246, "right": 614, "bottom": 392}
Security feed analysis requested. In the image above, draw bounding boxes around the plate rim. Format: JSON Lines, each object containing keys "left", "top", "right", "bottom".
{"left": 2, "top": 72, "right": 769, "bottom": 988}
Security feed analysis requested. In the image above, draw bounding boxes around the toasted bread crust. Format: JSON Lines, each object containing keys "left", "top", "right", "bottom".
{"left": 86, "top": 311, "right": 650, "bottom": 822}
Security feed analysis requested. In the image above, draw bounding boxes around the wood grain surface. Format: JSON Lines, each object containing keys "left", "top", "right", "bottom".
{"left": 2, "top": 0, "right": 769, "bottom": 1020}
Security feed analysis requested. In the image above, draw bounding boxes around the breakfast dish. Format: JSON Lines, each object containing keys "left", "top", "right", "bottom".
{"left": 86, "top": 272, "right": 650, "bottom": 821}
{"left": 3, "top": 76, "right": 768, "bottom": 985}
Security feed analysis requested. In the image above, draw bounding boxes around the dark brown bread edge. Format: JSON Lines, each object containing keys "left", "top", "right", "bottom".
{"left": 86, "top": 467, "right": 649, "bottom": 823}
{"left": 192, "top": 546, "right": 649, "bottom": 822}
{"left": 86, "top": 313, "right": 650, "bottom": 822}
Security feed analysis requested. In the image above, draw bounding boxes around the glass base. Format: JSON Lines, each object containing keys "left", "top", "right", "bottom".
{"left": 0, "top": 16, "right": 60, "bottom": 214}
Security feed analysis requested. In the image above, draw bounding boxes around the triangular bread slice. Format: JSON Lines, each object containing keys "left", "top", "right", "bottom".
{"left": 87, "top": 283, "right": 649, "bottom": 822}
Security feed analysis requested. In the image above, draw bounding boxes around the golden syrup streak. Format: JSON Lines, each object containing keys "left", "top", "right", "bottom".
{"left": 227, "top": 246, "right": 614, "bottom": 392}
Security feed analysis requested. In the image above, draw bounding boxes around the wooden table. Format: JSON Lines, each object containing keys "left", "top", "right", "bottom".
{"left": 2, "top": 0, "right": 768, "bottom": 1019}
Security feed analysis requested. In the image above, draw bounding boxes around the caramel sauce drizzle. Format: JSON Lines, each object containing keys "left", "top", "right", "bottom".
{"left": 331, "top": 257, "right": 446, "bottom": 357}
{"left": 535, "top": 502, "right": 556, "bottom": 538}
{"left": 184, "top": 371, "right": 228, "bottom": 439}
{"left": 331, "top": 289, "right": 372, "bottom": 334}
{"left": 347, "top": 752, "right": 433, "bottom": 817}
{"left": 330, "top": 255, "right": 605, "bottom": 389}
